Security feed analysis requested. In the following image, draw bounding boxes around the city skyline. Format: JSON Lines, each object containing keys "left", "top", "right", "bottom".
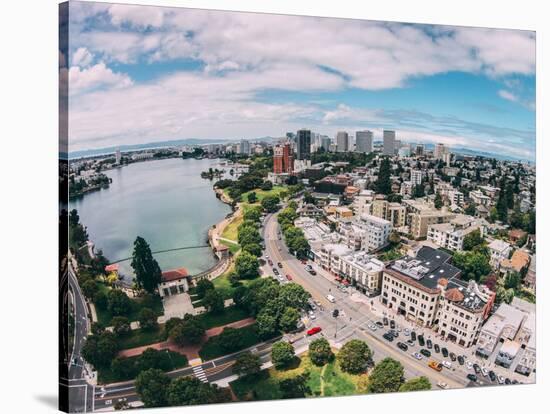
{"left": 65, "top": 2, "right": 535, "bottom": 159}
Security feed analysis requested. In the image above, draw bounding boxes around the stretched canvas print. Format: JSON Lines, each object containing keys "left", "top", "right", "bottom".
{"left": 59, "top": 1, "right": 536, "bottom": 412}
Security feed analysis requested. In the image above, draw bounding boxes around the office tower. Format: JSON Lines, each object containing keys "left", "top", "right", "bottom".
{"left": 321, "top": 136, "right": 332, "bottom": 151}
{"left": 336, "top": 131, "right": 349, "bottom": 152}
{"left": 115, "top": 149, "right": 121, "bottom": 164}
{"left": 355, "top": 130, "right": 373, "bottom": 153}
{"left": 415, "top": 144, "right": 424, "bottom": 156}
{"left": 239, "top": 139, "right": 251, "bottom": 155}
{"left": 296, "top": 129, "right": 311, "bottom": 160}
{"left": 434, "top": 142, "right": 449, "bottom": 161}
{"left": 273, "top": 141, "right": 294, "bottom": 174}
{"left": 411, "top": 169, "right": 423, "bottom": 186}
{"left": 383, "top": 130, "right": 396, "bottom": 156}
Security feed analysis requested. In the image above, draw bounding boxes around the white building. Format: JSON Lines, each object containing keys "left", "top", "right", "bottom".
{"left": 338, "top": 251, "right": 385, "bottom": 296}
{"left": 383, "top": 130, "right": 395, "bottom": 156}
{"left": 411, "top": 170, "right": 423, "bottom": 186}
{"left": 427, "top": 215, "right": 484, "bottom": 251}
{"left": 355, "top": 130, "right": 373, "bottom": 153}
{"left": 359, "top": 214, "right": 392, "bottom": 251}
{"left": 488, "top": 239, "right": 512, "bottom": 270}
{"left": 336, "top": 131, "right": 349, "bottom": 152}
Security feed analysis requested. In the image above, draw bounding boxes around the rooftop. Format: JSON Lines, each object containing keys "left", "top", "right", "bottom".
{"left": 161, "top": 267, "right": 189, "bottom": 282}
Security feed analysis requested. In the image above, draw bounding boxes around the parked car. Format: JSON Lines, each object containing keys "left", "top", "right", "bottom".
{"left": 418, "top": 335, "right": 425, "bottom": 347}
{"left": 368, "top": 324, "right": 377, "bottom": 332}
{"left": 504, "top": 378, "right": 511, "bottom": 385}
{"left": 403, "top": 328, "right": 410, "bottom": 336}
{"left": 420, "top": 349, "right": 431, "bottom": 358}
{"left": 308, "top": 269, "right": 317, "bottom": 275}
{"left": 273, "top": 268, "right": 279, "bottom": 275}
{"left": 442, "top": 361, "right": 452, "bottom": 369}
{"left": 497, "top": 376, "right": 505, "bottom": 384}
{"left": 426, "top": 339, "right": 433, "bottom": 349}
{"left": 406, "top": 339, "right": 415, "bottom": 347}
{"left": 286, "top": 274, "right": 293, "bottom": 281}
{"left": 390, "top": 329, "right": 399, "bottom": 338}
{"left": 437, "top": 381, "right": 449, "bottom": 389}
{"left": 412, "top": 352, "right": 423, "bottom": 360}
{"left": 467, "top": 374, "right": 478, "bottom": 382}
{"left": 466, "top": 361, "right": 473, "bottom": 370}
{"left": 473, "top": 363, "right": 481, "bottom": 374}
{"left": 268, "top": 259, "right": 273, "bottom": 266}
{"left": 375, "top": 321, "right": 384, "bottom": 328}
{"left": 410, "top": 331, "right": 417, "bottom": 341}
{"left": 326, "top": 294, "right": 336, "bottom": 303}
{"left": 308, "top": 311, "right": 316, "bottom": 320}
{"left": 389, "top": 320, "right": 396, "bottom": 329}
{"left": 397, "top": 342, "right": 408, "bottom": 351}
{"left": 277, "top": 262, "right": 283, "bottom": 268}
{"left": 457, "top": 355, "right": 465, "bottom": 365}
{"left": 442, "top": 347, "right": 449, "bottom": 357}
{"left": 428, "top": 360, "right": 443, "bottom": 372}
{"left": 307, "top": 326, "right": 322, "bottom": 336}
{"left": 481, "top": 367, "right": 489, "bottom": 377}
{"left": 383, "top": 332, "right": 394, "bottom": 342}
{"left": 489, "top": 371, "right": 497, "bottom": 382}
{"left": 383, "top": 317, "right": 389, "bottom": 326}
{"left": 434, "top": 344, "right": 440, "bottom": 353}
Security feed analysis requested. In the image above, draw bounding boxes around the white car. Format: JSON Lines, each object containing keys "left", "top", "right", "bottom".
{"left": 403, "top": 328, "right": 410, "bottom": 336}
{"left": 437, "top": 381, "right": 449, "bottom": 389}
{"left": 412, "top": 352, "right": 423, "bottom": 360}
{"left": 498, "top": 376, "right": 505, "bottom": 384}
{"left": 265, "top": 255, "right": 269, "bottom": 260}
{"left": 466, "top": 361, "right": 473, "bottom": 370}
{"left": 368, "top": 324, "right": 377, "bottom": 332}
{"left": 481, "top": 367, "right": 489, "bottom": 377}
{"left": 442, "top": 361, "right": 452, "bottom": 369}
{"left": 308, "top": 311, "right": 316, "bottom": 320}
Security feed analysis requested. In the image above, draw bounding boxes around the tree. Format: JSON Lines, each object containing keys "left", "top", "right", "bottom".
{"left": 135, "top": 369, "right": 170, "bottom": 408}
{"left": 82, "top": 332, "right": 119, "bottom": 369}
{"left": 462, "top": 229, "right": 484, "bottom": 251}
{"left": 278, "top": 283, "right": 311, "bottom": 310}
{"left": 260, "top": 180, "right": 273, "bottom": 191}
{"left": 308, "top": 338, "right": 334, "bottom": 366}
{"left": 279, "top": 307, "right": 300, "bottom": 333}
{"left": 166, "top": 377, "right": 229, "bottom": 406}
{"left": 412, "top": 184, "right": 425, "bottom": 198}
{"left": 195, "top": 279, "right": 214, "bottom": 299}
{"left": 261, "top": 195, "right": 280, "bottom": 213}
{"left": 434, "top": 192, "right": 443, "bottom": 209}
{"left": 464, "top": 203, "right": 477, "bottom": 216}
{"left": 232, "top": 352, "right": 262, "bottom": 378}
{"left": 202, "top": 289, "right": 225, "bottom": 314}
{"left": 256, "top": 308, "right": 279, "bottom": 338}
{"left": 399, "top": 376, "right": 431, "bottom": 392}
{"left": 271, "top": 341, "right": 295, "bottom": 369}
{"left": 243, "top": 206, "right": 262, "bottom": 222}
{"left": 388, "top": 231, "right": 401, "bottom": 246}
{"left": 90, "top": 250, "right": 109, "bottom": 276}
{"left": 69, "top": 209, "right": 80, "bottom": 227}
{"left": 279, "top": 373, "right": 311, "bottom": 399}
{"left": 169, "top": 315, "right": 205, "bottom": 345}
{"left": 367, "top": 357, "right": 405, "bottom": 393}
{"left": 107, "top": 289, "right": 132, "bottom": 316}
{"left": 247, "top": 191, "right": 257, "bottom": 204}
{"left": 504, "top": 271, "right": 521, "bottom": 290}
{"left": 375, "top": 158, "right": 392, "bottom": 195}
{"left": 337, "top": 339, "right": 372, "bottom": 374}
{"left": 111, "top": 316, "right": 131, "bottom": 336}
{"left": 235, "top": 251, "right": 260, "bottom": 279}
{"left": 81, "top": 279, "right": 99, "bottom": 301}
{"left": 138, "top": 307, "right": 158, "bottom": 330}
{"left": 217, "top": 327, "right": 245, "bottom": 353}
{"left": 452, "top": 250, "right": 491, "bottom": 282}
{"left": 131, "top": 236, "right": 162, "bottom": 294}
{"left": 242, "top": 242, "right": 262, "bottom": 257}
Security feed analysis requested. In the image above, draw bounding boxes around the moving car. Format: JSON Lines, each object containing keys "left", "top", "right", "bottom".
{"left": 397, "top": 342, "right": 408, "bottom": 351}
{"left": 307, "top": 326, "right": 322, "bottom": 336}
{"left": 326, "top": 294, "right": 336, "bottom": 303}
{"left": 428, "top": 360, "right": 443, "bottom": 372}
{"left": 420, "top": 349, "right": 431, "bottom": 358}
{"left": 442, "top": 361, "right": 452, "bottom": 369}
{"left": 437, "top": 381, "right": 449, "bottom": 389}
{"left": 467, "top": 374, "right": 478, "bottom": 382}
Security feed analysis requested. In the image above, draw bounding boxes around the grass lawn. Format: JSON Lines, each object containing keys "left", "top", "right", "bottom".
{"left": 199, "top": 324, "right": 264, "bottom": 361}
{"left": 230, "top": 353, "right": 367, "bottom": 401}
{"left": 196, "top": 306, "right": 251, "bottom": 330}
{"left": 98, "top": 350, "right": 188, "bottom": 384}
{"left": 221, "top": 239, "right": 240, "bottom": 254}
{"left": 95, "top": 289, "right": 164, "bottom": 327}
{"left": 221, "top": 212, "right": 242, "bottom": 242}
{"left": 241, "top": 186, "right": 286, "bottom": 203}
{"left": 117, "top": 325, "right": 168, "bottom": 350}
{"left": 212, "top": 269, "right": 259, "bottom": 300}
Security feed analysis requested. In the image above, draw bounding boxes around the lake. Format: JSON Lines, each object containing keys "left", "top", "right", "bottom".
{"left": 70, "top": 157, "right": 231, "bottom": 279}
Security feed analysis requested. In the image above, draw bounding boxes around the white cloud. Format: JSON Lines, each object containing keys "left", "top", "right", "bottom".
{"left": 68, "top": 62, "right": 133, "bottom": 95}
{"left": 108, "top": 4, "right": 166, "bottom": 28}
{"left": 72, "top": 47, "right": 94, "bottom": 68}
{"left": 498, "top": 89, "right": 518, "bottom": 102}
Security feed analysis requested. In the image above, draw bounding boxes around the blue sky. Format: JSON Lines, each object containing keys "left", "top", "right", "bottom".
{"left": 64, "top": 2, "right": 536, "bottom": 160}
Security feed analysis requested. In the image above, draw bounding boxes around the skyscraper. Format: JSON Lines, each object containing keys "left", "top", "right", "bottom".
{"left": 434, "top": 143, "right": 448, "bottom": 160}
{"left": 115, "top": 149, "right": 121, "bottom": 164}
{"left": 296, "top": 129, "right": 311, "bottom": 160}
{"left": 383, "top": 130, "right": 395, "bottom": 156}
{"left": 336, "top": 131, "right": 349, "bottom": 152}
{"left": 355, "top": 130, "right": 373, "bottom": 153}
{"left": 321, "top": 136, "right": 332, "bottom": 152}
{"left": 239, "top": 139, "right": 251, "bottom": 155}
{"left": 273, "top": 142, "right": 294, "bottom": 174}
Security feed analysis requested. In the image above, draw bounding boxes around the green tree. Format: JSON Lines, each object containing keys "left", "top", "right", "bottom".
{"left": 375, "top": 158, "right": 392, "bottom": 195}
{"left": 452, "top": 250, "right": 491, "bottom": 282}
{"left": 135, "top": 368, "right": 170, "bottom": 408}
{"left": 167, "top": 377, "right": 229, "bottom": 406}
{"left": 81, "top": 279, "right": 99, "bottom": 301}
{"left": 243, "top": 206, "right": 262, "bottom": 222}
{"left": 235, "top": 251, "right": 260, "bottom": 279}
{"left": 217, "top": 327, "right": 245, "bottom": 353}
{"left": 202, "top": 289, "right": 225, "bottom": 314}
{"left": 367, "top": 357, "right": 405, "bottom": 393}
{"left": 337, "top": 339, "right": 372, "bottom": 374}
{"left": 107, "top": 289, "right": 132, "bottom": 316}
{"left": 279, "top": 307, "right": 300, "bottom": 333}
{"left": 237, "top": 226, "right": 262, "bottom": 247}
{"left": 195, "top": 278, "right": 214, "bottom": 299}
{"left": 271, "top": 341, "right": 295, "bottom": 369}
{"left": 111, "top": 316, "right": 131, "bottom": 336}
{"left": 462, "top": 229, "right": 484, "bottom": 251}
{"left": 278, "top": 283, "right": 311, "bottom": 309}
{"left": 261, "top": 195, "right": 281, "bottom": 213}
{"left": 247, "top": 191, "right": 257, "bottom": 204}
{"left": 232, "top": 352, "right": 262, "bottom": 378}
{"left": 434, "top": 192, "right": 443, "bottom": 209}
{"left": 505, "top": 271, "right": 521, "bottom": 290}
{"left": 131, "top": 236, "right": 162, "bottom": 294}
{"left": 279, "top": 373, "right": 311, "bottom": 399}
{"left": 256, "top": 308, "right": 279, "bottom": 338}
{"left": 82, "top": 331, "right": 119, "bottom": 369}
{"left": 413, "top": 184, "right": 425, "bottom": 198}
{"left": 399, "top": 376, "right": 431, "bottom": 392}
{"left": 308, "top": 338, "right": 334, "bottom": 366}
{"left": 169, "top": 315, "right": 205, "bottom": 345}
{"left": 242, "top": 242, "right": 262, "bottom": 257}
{"left": 464, "top": 203, "right": 477, "bottom": 216}
{"left": 138, "top": 307, "right": 158, "bottom": 330}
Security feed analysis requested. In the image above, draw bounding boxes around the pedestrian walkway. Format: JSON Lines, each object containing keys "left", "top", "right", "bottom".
{"left": 192, "top": 365, "right": 208, "bottom": 383}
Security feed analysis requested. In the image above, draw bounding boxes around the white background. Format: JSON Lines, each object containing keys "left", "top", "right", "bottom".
{"left": 0, "top": 0, "right": 546, "bottom": 413}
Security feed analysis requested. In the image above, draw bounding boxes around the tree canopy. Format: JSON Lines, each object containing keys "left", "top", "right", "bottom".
{"left": 131, "top": 236, "right": 162, "bottom": 293}
{"left": 367, "top": 357, "right": 405, "bottom": 393}
{"left": 337, "top": 339, "right": 372, "bottom": 374}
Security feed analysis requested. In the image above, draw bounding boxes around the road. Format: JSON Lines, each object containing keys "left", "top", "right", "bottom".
{"left": 262, "top": 211, "right": 478, "bottom": 389}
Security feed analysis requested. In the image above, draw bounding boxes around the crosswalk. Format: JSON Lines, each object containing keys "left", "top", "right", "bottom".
{"left": 192, "top": 365, "right": 208, "bottom": 383}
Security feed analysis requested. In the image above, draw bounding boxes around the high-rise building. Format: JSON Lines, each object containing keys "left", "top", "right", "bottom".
{"left": 273, "top": 142, "right": 294, "bottom": 174}
{"left": 239, "top": 139, "right": 251, "bottom": 155}
{"left": 355, "top": 130, "right": 373, "bottom": 153}
{"left": 411, "top": 169, "right": 423, "bottom": 186}
{"left": 383, "top": 130, "right": 395, "bottom": 156}
{"left": 115, "top": 149, "right": 121, "bottom": 164}
{"left": 321, "top": 136, "right": 332, "bottom": 151}
{"left": 434, "top": 143, "right": 449, "bottom": 161}
{"left": 296, "top": 129, "right": 311, "bottom": 160}
{"left": 336, "top": 131, "right": 349, "bottom": 152}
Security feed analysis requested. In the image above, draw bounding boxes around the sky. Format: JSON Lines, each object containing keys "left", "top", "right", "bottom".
{"left": 62, "top": 2, "right": 536, "bottom": 160}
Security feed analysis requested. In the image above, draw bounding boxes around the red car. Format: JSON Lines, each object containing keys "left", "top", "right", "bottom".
{"left": 268, "top": 259, "right": 273, "bottom": 266}
{"left": 286, "top": 274, "right": 293, "bottom": 281}
{"left": 307, "top": 326, "right": 322, "bottom": 336}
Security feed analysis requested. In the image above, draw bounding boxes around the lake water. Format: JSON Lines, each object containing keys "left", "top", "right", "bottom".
{"left": 70, "top": 158, "right": 230, "bottom": 278}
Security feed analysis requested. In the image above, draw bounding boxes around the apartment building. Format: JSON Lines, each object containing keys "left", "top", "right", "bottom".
{"left": 469, "top": 189, "right": 491, "bottom": 207}
{"left": 380, "top": 246, "right": 494, "bottom": 347}
{"left": 337, "top": 251, "right": 385, "bottom": 296}
{"left": 427, "top": 215, "right": 484, "bottom": 251}
{"left": 408, "top": 208, "right": 455, "bottom": 240}
{"left": 488, "top": 239, "right": 512, "bottom": 270}
{"left": 371, "top": 199, "right": 407, "bottom": 228}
